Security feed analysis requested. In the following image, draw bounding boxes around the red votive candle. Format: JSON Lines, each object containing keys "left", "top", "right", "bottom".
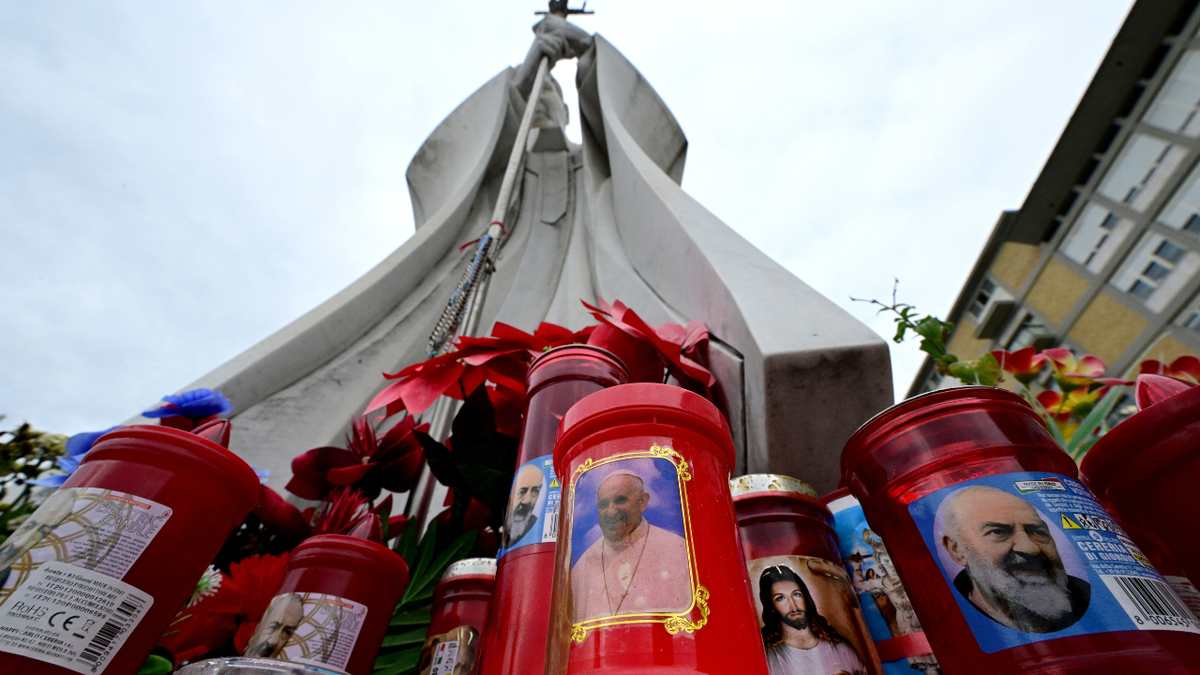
{"left": 544, "top": 383, "right": 767, "bottom": 675}
{"left": 1081, "top": 382, "right": 1200, "bottom": 614}
{"left": 419, "top": 558, "right": 496, "bottom": 675}
{"left": 480, "top": 345, "right": 628, "bottom": 675}
{"left": 0, "top": 425, "right": 262, "bottom": 675}
{"left": 241, "top": 535, "right": 410, "bottom": 675}
{"left": 823, "top": 487, "right": 941, "bottom": 674}
{"left": 731, "top": 474, "right": 884, "bottom": 675}
{"left": 841, "top": 386, "right": 1200, "bottom": 675}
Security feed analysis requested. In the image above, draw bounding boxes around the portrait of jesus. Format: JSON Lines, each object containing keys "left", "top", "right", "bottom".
{"left": 570, "top": 463, "right": 691, "bottom": 623}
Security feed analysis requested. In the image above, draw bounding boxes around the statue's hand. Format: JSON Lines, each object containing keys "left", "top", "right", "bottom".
{"left": 528, "top": 32, "right": 571, "bottom": 68}
{"left": 533, "top": 14, "right": 593, "bottom": 59}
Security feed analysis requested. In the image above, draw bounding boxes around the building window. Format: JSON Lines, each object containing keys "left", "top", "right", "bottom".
{"left": 1157, "top": 239, "right": 1186, "bottom": 264}
{"left": 1061, "top": 203, "right": 1133, "bottom": 272}
{"left": 1145, "top": 50, "right": 1200, "bottom": 137}
{"left": 968, "top": 279, "right": 996, "bottom": 319}
{"left": 1113, "top": 234, "right": 1200, "bottom": 312}
{"left": 1158, "top": 162, "right": 1200, "bottom": 234}
{"left": 1098, "top": 134, "right": 1188, "bottom": 212}
{"left": 1007, "top": 314, "right": 1054, "bottom": 351}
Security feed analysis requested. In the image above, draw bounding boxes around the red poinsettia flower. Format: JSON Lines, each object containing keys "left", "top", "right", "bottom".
{"left": 1138, "top": 355, "right": 1200, "bottom": 385}
{"left": 365, "top": 321, "right": 587, "bottom": 420}
{"left": 990, "top": 348, "right": 1047, "bottom": 385}
{"left": 582, "top": 298, "right": 714, "bottom": 392}
{"left": 286, "top": 415, "right": 428, "bottom": 500}
{"left": 203, "top": 553, "right": 291, "bottom": 654}
{"left": 254, "top": 485, "right": 408, "bottom": 544}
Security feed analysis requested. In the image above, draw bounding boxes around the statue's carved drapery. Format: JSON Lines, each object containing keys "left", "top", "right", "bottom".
{"left": 163, "top": 36, "right": 891, "bottom": 493}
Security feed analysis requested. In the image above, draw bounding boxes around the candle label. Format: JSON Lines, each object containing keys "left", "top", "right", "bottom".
{"left": 243, "top": 592, "right": 367, "bottom": 671}
{"left": 909, "top": 471, "right": 1200, "bottom": 653}
{"left": 0, "top": 487, "right": 172, "bottom": 601}
{"left": 418, "top": 625, "right": 479, "bottom": 675}
{"left": 0, "top": 560, "right": 153, "bottom": 674}
{"left": 826, "top": 494, "right": 939, "bottom": 674}
{"left": 747, "top": 554, "right": 882, "bottom": 675}
{"left": 499, "top": 454, "right": 560, "bottom": 555}
{"left": 562, "top": 446, "right": 707, "bottom": 643}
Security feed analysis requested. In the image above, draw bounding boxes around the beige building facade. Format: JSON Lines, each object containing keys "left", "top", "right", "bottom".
{"left": 912, "top": 0, "right": 1200, "bottom": 404}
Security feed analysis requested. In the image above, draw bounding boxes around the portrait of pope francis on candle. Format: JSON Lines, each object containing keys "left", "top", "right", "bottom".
{"left": 570, "top": 460, "right": 691, "bottom": 623}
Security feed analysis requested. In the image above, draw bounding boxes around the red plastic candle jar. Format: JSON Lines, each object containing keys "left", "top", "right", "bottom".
{"left": 480, "top": 345, "right": 628, "bottom": 675}
{"left": 239, "top": 534, "right": 409, "bottom": 675}
{"left": 823, "top": 487, "right": 941, "bottom": 675}
{"left": 1081, "top": 382, "right": 1200, "bottom": 612}
{"left": 544, "top": 383, "right": 767, "bottom": 675}
{"left": 0, "top": 424, "right": 262, "bottom": 675}
{"left": 418, "top": 558, "right": 496, "bottom": 675}
{"left": 842, "top": 386, "right": 1200, "bottom": 675}
{"left": 731, "top": 474, "right": 884, "bottom": 675}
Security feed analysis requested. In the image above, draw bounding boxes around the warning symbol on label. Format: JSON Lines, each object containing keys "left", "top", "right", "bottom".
{"left": 1061, "top": 514, "right": 1082, "bottom": 530}
{"left": 549, "top": 479, "right": 559, "bottom": 488}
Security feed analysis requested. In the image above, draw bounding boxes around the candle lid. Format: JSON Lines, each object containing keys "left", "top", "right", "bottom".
{"left": 729, "top": 474, "right": 817, "bottom": 499}
{"left": 441, "top": 557, "right": 497, "bottom": 581}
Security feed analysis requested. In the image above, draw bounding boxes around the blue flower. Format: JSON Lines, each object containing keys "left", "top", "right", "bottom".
{"left": 142, "top": 388, "right": 233, "bottom": 420}
{"left": 30, "top": 426, "right": 119, "bottom": 488}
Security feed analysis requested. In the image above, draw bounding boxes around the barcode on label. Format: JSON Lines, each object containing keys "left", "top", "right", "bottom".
{"left": 77, "top": 599, "right": 137, "bottom": 667}
{"left": 1102, "top": 575, "right": 1200, "bottom": 633}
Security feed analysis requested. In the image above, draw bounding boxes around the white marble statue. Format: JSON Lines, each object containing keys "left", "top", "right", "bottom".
{"left": 149, "top": 16, "right": 891, "bottom": 496}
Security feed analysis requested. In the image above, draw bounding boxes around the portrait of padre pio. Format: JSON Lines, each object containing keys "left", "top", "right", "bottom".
{"left": 569, "top": 461, "right": 691, "bottom": 623}
{"left": 938, "top": 486, "right": 1090, "bottom": 634}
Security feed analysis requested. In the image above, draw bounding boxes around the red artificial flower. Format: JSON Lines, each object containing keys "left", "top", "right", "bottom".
{"left": 287, "top": 415, "right": 428, "bottom": 500}
{"left": 157, "top": 567, "right": 238, "bottom": 664}
{"left": 990, "top": 348, "right": 1047, "bottom": 385}
{"left": 1138, "top": 355, "right": 1200, "bottom": 385}
{"left": 309, "top": 486, "right": 371, "bottom": 536}
{"left": 254, "top": 486, "right": 313, "bottom": 543}
{"left": 365, "top": 321, "right": 588, "bottom": 419}
{"left": 582, "top": 298, "right": 714, "bottom": 392}
{"left": 204, "top": 553, "right": 291, "bottom": 654}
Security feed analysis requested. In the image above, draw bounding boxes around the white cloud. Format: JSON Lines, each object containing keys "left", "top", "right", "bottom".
{"left": 0, "top": 0, "right": 1135, "bottom": 433}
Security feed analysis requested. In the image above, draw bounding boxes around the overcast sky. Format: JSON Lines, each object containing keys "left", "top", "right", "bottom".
{"left": 1, "top": 1, "right": 1136, "bottom": 435}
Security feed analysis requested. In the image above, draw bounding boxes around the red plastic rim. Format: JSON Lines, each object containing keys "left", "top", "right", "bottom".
{"left": 554, "top": 383, "right": 734, "bottom": 477}
{"left": 289, "top": 535, "right": 410, "bottom": 589}
{"left": 840, "top": 386, "right": 1037, "bottom": 480}
{"left": 83, "top": 424, "right": 262, "bottom": 504}
{"left": 1081, "top": 382, "right": 1200, "bottom": 502}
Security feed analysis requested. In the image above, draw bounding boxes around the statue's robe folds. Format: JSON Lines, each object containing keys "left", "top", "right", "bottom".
{"left": 165, "top": 36, "right": 892, "bottom": 494}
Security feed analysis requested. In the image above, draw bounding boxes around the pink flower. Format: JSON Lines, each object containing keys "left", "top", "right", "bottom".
{"left": 1138, "top": 355, "right": 1200, "bottom": 385}
{"left": 990, "top": 348, "right": 1047, "bottom": 385}
{"left": 1042, "top": 349, "right": 1130, "bottom": 391}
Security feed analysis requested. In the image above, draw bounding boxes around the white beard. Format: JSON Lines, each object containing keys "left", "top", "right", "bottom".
{"left": 509, "top": 512, "right": 532, "bottom": 541}
{"left": 966, "top": 553, "right": 1073, "bottom": 631}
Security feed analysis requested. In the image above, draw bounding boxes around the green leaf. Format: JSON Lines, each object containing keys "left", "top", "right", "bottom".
{"left": 137, "top": 654, "right": 174, "bottom": 675}
{"left": 374, "top": 646, "right": 422, "bottom": 671}
{"left": 390, "top": 609, "right": 432, "bottom": 627}
{"left": 1066, "top": 388, "right": 1123, "bottom": 459}
{"left": 1025, "top": 389, "right": 1068, "bottom": 450}
{"left": 412, "top": 528, "right": 479, "bottom": 597}
{"left": 396, "top": 515, "right": 421, "bottom": 568}
{"left": 381, "top": 627, "right": 428, "bottom": 648}
{"left": 947, "top": 353, "right": 1002, "bottom": 387}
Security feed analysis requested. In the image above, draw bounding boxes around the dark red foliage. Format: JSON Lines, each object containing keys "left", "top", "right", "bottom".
{"left": 286, "top": 416, "right": 427, "bottom": 500}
